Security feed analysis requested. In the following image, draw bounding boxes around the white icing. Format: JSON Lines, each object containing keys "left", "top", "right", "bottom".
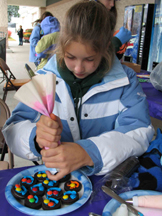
{"left": 113, "top": 204, "right": 162, "bottom": 216}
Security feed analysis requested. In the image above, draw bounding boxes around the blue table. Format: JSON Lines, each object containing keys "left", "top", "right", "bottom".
{"left": 0, "top": 166, "right": 110, "bottom": 216}
{"left": 139, "top": 71, "right": 162, "bottom": 121}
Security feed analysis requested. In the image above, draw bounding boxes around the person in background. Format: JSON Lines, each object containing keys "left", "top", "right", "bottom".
{"left": 17, "top": 25, "right": 23, "bottom": 46}
{"left": 2, "top": 0, "right": 154, "bottom": 181}
{"left": 35, "top": 16, "right": 60, "bottom": 69}
{"left": 98, "top": 0, "right": 131, "bottom": 59}
{"left": 29, "top": 11, "right": 54, "bottom": 67}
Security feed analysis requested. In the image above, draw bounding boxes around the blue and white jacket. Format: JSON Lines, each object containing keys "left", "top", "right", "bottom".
{"left": 2, "top": 55, "right": 154, "bottom": 176}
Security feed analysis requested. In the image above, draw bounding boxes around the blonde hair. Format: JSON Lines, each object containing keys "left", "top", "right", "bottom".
{"left": 56, "top": 0, "right": 115, "bottom": 75}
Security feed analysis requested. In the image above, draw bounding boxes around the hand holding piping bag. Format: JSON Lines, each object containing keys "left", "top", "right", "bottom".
{"left": 44, "top": 113, "right": 61, "bottom": 150}
{"left": 13, "top": 73, "right": 62, "bottom": 174}
{"left": 36, "top": 112, "right": 62, "bottom": 150}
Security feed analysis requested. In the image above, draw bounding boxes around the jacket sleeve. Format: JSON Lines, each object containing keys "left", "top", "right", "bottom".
{"left": 29, "top": 25, "right": 41, "bottom": 47}
{"left": 2, "top": 102, "right": 42, "bottom": 161}
{"left": 111, "top": 36, "right": 122, "bottom": 53}
{"left": 77, "top": 66, "right": 154, "bottom": 176}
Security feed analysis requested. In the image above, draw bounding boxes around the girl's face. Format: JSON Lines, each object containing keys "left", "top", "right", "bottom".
{"left": 99, "top": 0, "right": 114, "bottom": 10}
{"left": 64, "top": 41, "right": 102, "bottom": 79}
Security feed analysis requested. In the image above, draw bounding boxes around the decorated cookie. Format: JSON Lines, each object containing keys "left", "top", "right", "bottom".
{"left": 46, "top": 187, "right": 63, "bottom": 200}
{"left": 11, "top": 184, "right": 29, "bottom": 199}
{"left": 20, "top": 176, "right": 36, "bottom": 189}
{"left": 42, "top": 197, "right": 61, "bottom": 210}
{"left": 61, "top": 191, "right": 79, "bottom": 204}
{"left": 42, "top": 178, "right": 59, "bottom": 189}
{"left": 25, "top": 194, "right": 42, "bottom": 209}
{"left": 58, "top": 173, "right": 71, "bottom": 183}
{"left": 64, "top": 180, "right": 82, "bottom": 192}
{"left": 29, "top": 183, "right": 45, "bottom": 196}
{"left": 34, "top": 171, "right": 47, "bottom": 182}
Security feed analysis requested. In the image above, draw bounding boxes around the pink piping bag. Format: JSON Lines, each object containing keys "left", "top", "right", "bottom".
{"left": 14, "top": 73, "right": 61, "bottom": 148}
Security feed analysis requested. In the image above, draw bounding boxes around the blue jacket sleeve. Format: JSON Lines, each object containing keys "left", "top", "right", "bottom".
{"left": 2, "top": 103, "right": 42, "bottom": 160}
{"left": 29, "top": 25, "right": 41, "bottom": 47}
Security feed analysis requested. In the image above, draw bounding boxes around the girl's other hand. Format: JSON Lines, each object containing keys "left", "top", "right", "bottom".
{"left": 41, "top": 142, "right": 94, "bottom": 181}
{"left": 36, "top": 114, "right": 62, "bottom": 149}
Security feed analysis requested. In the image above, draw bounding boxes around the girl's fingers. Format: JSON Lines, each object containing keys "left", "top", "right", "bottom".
{"left": 50, "top": 113, "right": 63, "bottom": 130}
{"left": 36, "top": 127, "right": 61, "bottom": 142}
{"left": 37, "top": 115, "right": 60, "bottom": 130}
{"left": 46, "top": 170, "right": 69, "bottom": 182}
{"left": 37, "top": 137, "right": 60, "bottom": 149}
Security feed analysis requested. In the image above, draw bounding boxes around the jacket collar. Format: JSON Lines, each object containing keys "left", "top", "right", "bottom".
{"left": 43, "top": 54, "right": 129, "bottom": 98}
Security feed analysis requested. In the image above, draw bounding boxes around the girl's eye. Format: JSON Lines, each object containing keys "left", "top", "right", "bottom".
{"left": 66, "top": 56, "right": 75, "bottom": 59}
{"left": 86, "top": 59, "right": 94, "bottom": 62}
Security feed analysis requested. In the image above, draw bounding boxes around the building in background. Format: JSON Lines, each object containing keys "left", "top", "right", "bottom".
{"left": 8, "top": 6, "right": 39, "bottom": 41}
{"left": 17, "top": 6, "right": 39, "bottom": 31}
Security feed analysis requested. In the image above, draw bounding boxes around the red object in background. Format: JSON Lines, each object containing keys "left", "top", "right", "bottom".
{"left": 8, "top": 30, "right": 12, "bottom": 37}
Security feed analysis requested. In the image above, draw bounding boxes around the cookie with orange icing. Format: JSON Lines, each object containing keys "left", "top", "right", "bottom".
{"left": 42, "top": 197, "right": 61, "bottom": 210}
{"left": 25, "top": 194, "right": 42, "bottom": 209}
{"left": 64, "top": 180, "right": 82, "bottom": 192}
{"left": 11, "top": 184, "right": 29, "bottom": 199}
{"left": 34, "top": 171, "right": 47, "bottom": 183}
{"left": 61, "top": 190, "right": 79, "bottom": 204}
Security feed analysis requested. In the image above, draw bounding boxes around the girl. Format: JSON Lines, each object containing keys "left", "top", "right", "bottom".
{"left": 3, "top": 0, "right": 154, "bottom": 181}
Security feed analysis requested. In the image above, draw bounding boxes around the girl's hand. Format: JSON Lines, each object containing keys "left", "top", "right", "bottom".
{"left": 41, "top": 142, "right": 94, "bottom": 181}
{"left": 36, "top": 113, "right": 62, "bottom": 149}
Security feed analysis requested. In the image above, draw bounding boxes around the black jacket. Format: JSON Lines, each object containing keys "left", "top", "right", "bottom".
{"left": 18, "top": 29, "right": 23, "bottom": 38}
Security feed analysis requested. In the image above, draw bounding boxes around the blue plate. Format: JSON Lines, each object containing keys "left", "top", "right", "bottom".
{"left": 102, "top": 190, "right": 162, "bottom": 216}
{"left": 5, "top": 165, "right": 92, "bottom": 216}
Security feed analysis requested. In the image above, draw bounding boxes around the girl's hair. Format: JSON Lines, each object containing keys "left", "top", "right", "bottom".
{"left": 57, "top": 0, "right": 115, "bottom": 75}
{"left": 33, "top": 11, "right": 54, "bottom": 25}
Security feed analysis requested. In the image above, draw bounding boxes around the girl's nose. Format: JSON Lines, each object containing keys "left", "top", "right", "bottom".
{"left": 75, "top": 61, "right": 84, "bottom": 73}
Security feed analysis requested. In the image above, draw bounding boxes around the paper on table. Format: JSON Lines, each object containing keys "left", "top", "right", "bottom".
{"left": 14, "top": 73, "right": 56, "bottom": 117}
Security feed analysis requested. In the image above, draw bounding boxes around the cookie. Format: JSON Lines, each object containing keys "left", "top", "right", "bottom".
{"left": 46, "top": 187, "right": 63, "bottom": 200}
{"left": 42, "top": 197, "right": 61, "bottom": 210}
{"left": 58, "top": 173, "right": 71, "bottom": 183}
{"left": 29, "top": 183, "right": 45, "bottom": 196}
{"left": 42, "top": 178, "right": 59, "bottom": 189}
{"left": 20, "top": 176, "right": 37, "bottom": 189}
{"left": 11, "top": 184, "right": 29, "bottom": 199}
{"left": 25, "top": 194, "right": 42, "bottom": 209}
{"left": 64, "top": 180, "right": 82, "bottom": 192}
{"left": 61, "top": 191, "right": 79, "bottom": 204}
{"left": 34, "top": 171, "right": 47, "bottom": 183}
